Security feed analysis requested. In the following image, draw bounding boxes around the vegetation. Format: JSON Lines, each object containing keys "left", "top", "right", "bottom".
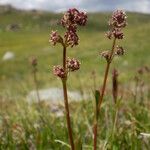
{"left": 0, "top": 6, "right": 150, "bottom": 149}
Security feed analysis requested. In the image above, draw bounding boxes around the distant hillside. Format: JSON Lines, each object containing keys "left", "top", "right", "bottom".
{"left": 0, "top": 4, "right": 150, "bottom": 32}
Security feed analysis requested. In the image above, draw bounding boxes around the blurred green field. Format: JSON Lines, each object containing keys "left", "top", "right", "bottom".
{"left": 0, "top": 7, "right": 150, "bottom": 149}
{"left": 0, "top": 9, "right": 150, "bottom": 96}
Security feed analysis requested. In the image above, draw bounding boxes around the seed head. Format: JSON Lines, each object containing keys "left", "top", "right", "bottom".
{"left": 106, "top": 30, "right": 113, "bottom": 39}
{"left": 61, "top": 8, "right": 87, "bottom": 28}
{"left": 49, "top": 31, "right": 63, "bottom": 45}
{"left": 53, "top": 65, "right": 66, "bottom": 78}
{"left": 67, "top": 58, "right": 80, "bottom": 71}
{"left": 113, "top": 28, "right": 124, "bottom": 39}
{"left": 75, "top": 11, "right": 87, "bottom": 26}
{"left": 115, "top": 46, "right": 125, "bottom": 56}
{"left": 109, "top": 10, "right": 127, "bottom": 28}
{"left": 100, "top": 51, "right": 111, "bottom": 62}
{"left": 65, "top": 30, "right": 79, "bottom": 47}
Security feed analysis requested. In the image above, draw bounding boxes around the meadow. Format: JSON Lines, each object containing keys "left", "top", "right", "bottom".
{"left": 0, "top": 7, "right": 150, "bottom": 149}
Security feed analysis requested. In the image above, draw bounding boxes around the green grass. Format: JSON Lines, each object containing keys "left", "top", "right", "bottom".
{"left": 0, "top": 8, "right": 150, "bottom": 149}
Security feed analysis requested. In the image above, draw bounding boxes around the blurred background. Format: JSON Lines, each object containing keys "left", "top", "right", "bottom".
{"left": 0, "top": 0, "right": 150, "bottom": 100}
{"left": 0, "top": 0, "right": 150, "bottom": 149}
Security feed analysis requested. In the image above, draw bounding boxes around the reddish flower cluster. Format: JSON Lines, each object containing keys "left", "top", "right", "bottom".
{"left": 53, "top": 58, "right": 81, "bottom": 78}
{"left": 50, "top": 8, "right": 87, "bottom": 47}
{"left": 106, "top": 10, "right": 127, "bottom": 40}
{"left": 67, "top": 58, "right": 80, "bottom": 71}
{"left": 61, "top": 8, "right": 87, "bottom": 29}
{"left": 65, "top": 30, "right": 79, "bottom": 47}
{"left": 62, "top": 8, "right": 87, "bottom": 47}
{"left": 115, "top": 46, "right": 125, "bottom": 56}
{"left": 49, "top": 31, "right": 63, "bottom": 46}
{"left": 100, "top": 50, "right": 111, "bottom": 62}
{"left": 53, "top": 65, "right": 66, "bottom": 78}
{"left": 109, "top": 10, "right": 127, "bottom": 28}
{"left": 50, "top": 8, "right": 86, "bottom": 79}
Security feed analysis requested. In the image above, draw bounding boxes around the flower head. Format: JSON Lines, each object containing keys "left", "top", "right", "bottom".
{"left": 53, "top": 65, "right": 66, "bottom": 78}
{"left": 67, "top": 58, "right": 80, "bottom": 71}
{"left": 75, "top": 11, "right": 87, "bottom": 26}
{"left": 106, "top": 10, "right": 127, "bottom": 40}
{"left": 100, "top": 51, "right": 111, "bottom": 62}
{"left": 65, "top": 30, "right": 79, "bottom": 47}
{"left": 61, "top": 8, "right": 87, "bottom": 28}
{"left": 106, "top": 31, "right": 113, "bottom": 39}
{"left": 113, "top": 28, "right": 124, "bottom": 39}
{"left": 109, "top": 10, "right": 127, "bottom": 28}
{"left": 49, "top": 31, "right": 63, "bottom": 45}
{"left": 115, "top": 46, "right": 125, "bottom": 56}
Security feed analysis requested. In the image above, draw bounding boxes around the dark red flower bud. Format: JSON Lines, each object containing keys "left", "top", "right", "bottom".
{"left": 65, "top": 30, "right": 79, "bottom": 47}
{"left": 53, "top": 65, "right": 66, "bottom": 78}
{"left": 109, "top": 10, "right": 127, "bottom": 28}
{"left": 67, "top": 58, "right": 80, "bottom": 71}
{"left": 115, "top": 46, "right": 125, "bottom": 56}
{"left": 49, "top": 31, "right": 63, "bottom": 45}
{"left": 106, "top": 30, "right": 113, "bottom": 39}
{"left": 100, "top": 51, "right": 111, "bottom": 61}
{"left": 61, "top": 8, "right": 87, "bottom": 28}
{"left": 75, "top": 11, "right": 87, "bottom": 26}
{"left": 113, "top": 29, "right": 124, "bottom": 39}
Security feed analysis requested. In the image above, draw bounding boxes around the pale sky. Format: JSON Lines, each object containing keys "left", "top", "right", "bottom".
{"left": 0, "top": 0, "right": 150, "bottom": 13}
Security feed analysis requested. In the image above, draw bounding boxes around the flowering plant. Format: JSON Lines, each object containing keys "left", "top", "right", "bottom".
{"left": 93, "top": 10, "right": 127, "bottom": 150}
{"left": 49, "top": 8, "right": 87, "bottom": 150}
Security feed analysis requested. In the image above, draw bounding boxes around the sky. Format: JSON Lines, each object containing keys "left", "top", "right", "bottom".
{"left": 0, "top": 0, "right": 150, "bottom": 14}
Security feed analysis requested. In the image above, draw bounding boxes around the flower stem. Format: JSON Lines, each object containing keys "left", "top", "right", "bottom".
{"left": 93, "top": 38, "right": 116, "bottom": 150}
{"left": 33, "top": 70, "right": 40, "bottom": 104}
{"left": 62, "top": 45, "right": 75, "bottom": 150}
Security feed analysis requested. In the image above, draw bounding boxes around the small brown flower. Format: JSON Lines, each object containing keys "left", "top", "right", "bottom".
{"left": 100, "top": 51, "right": 111, "bottom": 61}
{"left": 113, "top": 28, "right": 124, "bottom": 39}
{"left": 106, "top": 30, "right": 113, "bottom": 39}
{"left": 75, "top": 11, "right": 87, "bottom": 26}
{"left": 115, "top": 46, "right": 125, "bottom": 56}
{"left": 49, "top": 31, "right": 63, "bottom": 45}
{"left": 61, "top": 8, "right": 87, "bottom": 28}
{"left": 65, "top": 30, "right": 79, "bottom": 47}
{"left": 53, "top": 65, "right": 66, "bottom": 78}
{"left": 109, "top": 10, "right": 127, "bottom": 28}
{"left": 67, "top": 58, "right": 80, "bottom": 71}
